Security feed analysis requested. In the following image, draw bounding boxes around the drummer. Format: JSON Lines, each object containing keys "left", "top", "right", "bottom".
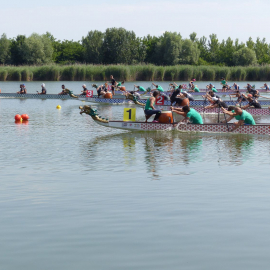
{"left": 144, "top": 91, "right": 162, "bottom": 123}
{"left": 171, "top": 105, "right": 203, "bottom": 124}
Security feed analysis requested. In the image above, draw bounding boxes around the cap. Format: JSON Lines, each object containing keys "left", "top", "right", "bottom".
{"left": 41, "top": 83, "right": 45, "bottom": 87}
{"left": 193, "top": 79, "right": 196, "bottom": 81}
{"left": 82, "top": 84, "right": 86, "bottom": 87}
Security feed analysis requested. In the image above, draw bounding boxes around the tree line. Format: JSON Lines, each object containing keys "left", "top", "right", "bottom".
{"left": 0, "top": 28, "right": 269, "bottom": 66}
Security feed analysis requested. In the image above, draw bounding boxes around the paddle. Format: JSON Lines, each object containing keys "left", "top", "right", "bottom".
{"left": 259, "top": 95, "right": 270, "bottom": 100}
{"left": 220, "top": 105, "right": 230, "bottom": 132}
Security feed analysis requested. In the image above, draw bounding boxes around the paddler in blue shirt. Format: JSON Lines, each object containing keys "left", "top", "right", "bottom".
{"left": 144, "top": 91, "right": 162, "bottom": 123}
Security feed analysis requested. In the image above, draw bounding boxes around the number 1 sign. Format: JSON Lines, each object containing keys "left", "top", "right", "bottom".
{"left": 123, "top": 108, "right": 136, "bottom": 122}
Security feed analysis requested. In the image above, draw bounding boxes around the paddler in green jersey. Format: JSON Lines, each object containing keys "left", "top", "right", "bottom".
{"left": 171, "top": 105, "right": 203, "bottom": 124}
{"left": 152, "top": 83, "right": 164, "bottom": 92}
{"left": 191, "top": 84, "right": 200, "bottom": 92}
{"left": 116, "top": 81, "right": 125, "bottom": 87}
{"left": 134, "top": 84, "right": 146, "bottom": 92}
{"left": 221, "top": 106, "right": 255, "bottom": 131}
{"left": 207, "top": 83, "right": 217, "bottom": 92}
{"left": 144, "top": 91, "right": 162, "bottom": 122}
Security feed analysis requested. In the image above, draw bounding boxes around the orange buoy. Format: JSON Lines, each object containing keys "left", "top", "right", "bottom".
{"left": 104, "top": 92, "right": 112, "bottom": 99}
{"left": 180, "top": 98, "right": 189, "bottom": 107}
{"left": 15, "top": 114, "right": 21, "bottom": 121}
{"left": 21, "top": 114, "right": 29, "bottom": 121}
{"left": 158, "top": 111, "right": 173, "bottom": 124}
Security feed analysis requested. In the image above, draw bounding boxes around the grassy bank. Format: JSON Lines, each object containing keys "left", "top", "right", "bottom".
{"left": 1, "top": 64, "right": 270, "bottom": 81}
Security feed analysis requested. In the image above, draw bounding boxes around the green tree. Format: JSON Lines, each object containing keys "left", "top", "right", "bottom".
{"left": 0, "top": 34, "right": 10, "bottom": 64}
{"left": 219, "top": 37, "right": 235, "bottom": 66}
{"left": 154, "top": 32, "right": 182, "bottom": 65}
{"left": 21, "top": 33, "right": 53, "bottom": 64}
{"left": 10, "top": 35, "right": 26, "bottom": 65}
{"left": 180, "top": 39, "right": 200, "bottom": 64}
{"left": 53, "top": 40, "right": 84, "bottom": 64}
{"left": 82, "top": 30, "right": 104, "bottom": 64}
{"left": 196, "top": 36, "right": 210, "bottom": 64}
{"left": 142, "top": 35, "right": 160, "bottom": 63}
{"left": 208, "top": 34, "right": 220, "bottom": 63}
{"left": 254, "top": 38, "right": 270, "bottom": 64}
{"left": 102, "top": 27, "right": 144, "bottom": 64}
{"left": 232, "top": 47, "right": 257, "bottom": 66}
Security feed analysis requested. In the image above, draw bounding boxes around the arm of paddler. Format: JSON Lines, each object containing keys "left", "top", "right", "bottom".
{"left": 231, "top": 120, "right": 245, "bottom": 131}
{"left": 222, "top": 115, "right": 234, "bottom": 123}
{"left": 221, "top": 107, "right": 235, "bottom": 116}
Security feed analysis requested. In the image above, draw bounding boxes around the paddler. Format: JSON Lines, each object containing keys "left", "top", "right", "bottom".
{"left": 221, "top": 106, "right": 255, "bottom": 131}
{"left": 170, "top": 85, "right": 181, "bottom": 105}
{"left": 80, "top": 84, "right": 88, "bottom": 96}
{"left": 233, "top": 83, "right": 240, "bottom": 91}
{"left": 246, "top": 83, "right": 259, "bottom": 98}
{"left": 189, "top": 79, "right": 196, "bottom": 89}
{"left": 152, "top": 83, "right": 169, "bottom": 100}
{"left": 97, "top": 84, "right": 108, "bottom": 98}
{"left": 58, "top": 85, "right": 68, "bottom": 95}
{"left": 144, "top": 90, "right": 162, "bottom": 123}
{"left": 182, "top": 91, "right": 194, "bottom": 101}
{"left": 242, "top": 94, "right": 261, "bottom": 109}
{"left": 207, "top": 83, "right": 217, "bottom": 92}
{"left": 229, "top": 90, "right": 247, "bottom": 105}
{"left": 37, "top": 83, "right": 46, "bottom": 94}
{"left": 134, "top": 85, "right": 146, "bottom": 92}
{"left": 190, "top": 84, "right": 200, "bottom": 92}
{"left": 171, "top": 105, "right": 203, "bottom": 124}
{"left": 261, "top": 83, "right": 269, "bottom": 90}
{"left": 17, "top": 84, "right": 27, "bottom": 94}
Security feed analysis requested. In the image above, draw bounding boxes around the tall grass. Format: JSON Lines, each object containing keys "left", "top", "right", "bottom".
{"left": 0, "top": 64, "right": 270, "bottom": 81}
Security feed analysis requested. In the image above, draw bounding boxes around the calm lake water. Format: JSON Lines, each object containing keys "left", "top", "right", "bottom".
{"left": 1, "top": 81, "right": 270, "bottom": 270}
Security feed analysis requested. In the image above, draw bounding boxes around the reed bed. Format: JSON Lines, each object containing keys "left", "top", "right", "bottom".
{"left": 0, "top": 64, "right": 270, "bottom": 81}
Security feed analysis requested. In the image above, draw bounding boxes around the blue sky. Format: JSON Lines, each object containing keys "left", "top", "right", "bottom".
{"left": 1, "top": 0, "right": 269, "bottom": 42}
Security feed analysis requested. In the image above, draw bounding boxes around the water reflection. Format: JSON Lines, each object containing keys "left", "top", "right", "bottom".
{"left": 80, "top": 131, "right": 267, "bottom": 178}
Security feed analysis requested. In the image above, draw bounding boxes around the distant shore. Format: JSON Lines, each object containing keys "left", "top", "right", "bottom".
{"left": 0, "top": 64, "right": 270, "bottom": 82}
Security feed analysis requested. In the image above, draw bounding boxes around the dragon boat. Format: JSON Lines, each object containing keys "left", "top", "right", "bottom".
{"left": 0, "top": 93, "right": 74, "bottom": 99}
{"left": 79, "top": 105, "right": 270, "bottom": 135}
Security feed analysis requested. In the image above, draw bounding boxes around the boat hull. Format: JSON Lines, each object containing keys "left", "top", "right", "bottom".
{"left": 91, "top": 120, "right": 270, "bottom": 134}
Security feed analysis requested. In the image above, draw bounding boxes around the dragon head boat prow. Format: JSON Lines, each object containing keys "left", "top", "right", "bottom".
{"left": 125, "top": 92, "right": 145, "bottom": 107}
{"left": 64, "top": 89, "right": 78, "bottom": 98}
{"left": 79, "top": 105, "right": 109, "bottom": 123}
